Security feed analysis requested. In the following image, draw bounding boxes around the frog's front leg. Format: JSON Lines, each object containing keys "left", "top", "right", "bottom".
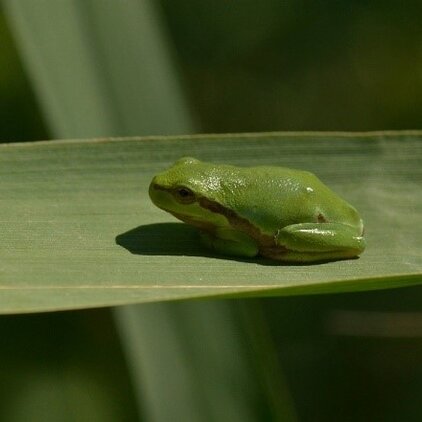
{"left": 200, "top": 228, "right": 259, "bottom": 258}
{"left": 273, "top": 223, "right": 366, "bottom": 262}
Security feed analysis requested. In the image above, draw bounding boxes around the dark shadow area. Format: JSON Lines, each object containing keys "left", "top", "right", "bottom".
{"left": 116, "top": 222, "right": 210, "bottom": 257}
{"left": 115, "top": 223, "right": 339, "bottom": 266}
{"left": 115, "top": 222, "right": 272, "bottom": 264}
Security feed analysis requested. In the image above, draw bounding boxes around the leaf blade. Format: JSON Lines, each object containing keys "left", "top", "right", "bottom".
{"left": 1, "top": 131, "right": 421, "bottom": 314}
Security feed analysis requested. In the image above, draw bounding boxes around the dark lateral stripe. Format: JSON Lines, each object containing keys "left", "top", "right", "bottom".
{"left": 151, "top": 183, "right": 169, "bottom": 192}
{"left": 151, "top": 184, "right": 276, "bottom": 248}
{"left": 198, "top": 197, "right": 274, "bottom": 247}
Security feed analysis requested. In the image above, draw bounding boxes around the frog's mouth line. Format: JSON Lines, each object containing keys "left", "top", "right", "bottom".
{"left": 168, "top": 210, "right": 217, "bottom": 232}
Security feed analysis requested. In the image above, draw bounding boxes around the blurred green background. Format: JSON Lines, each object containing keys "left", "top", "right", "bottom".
{"left": 2, "top": 0, "right": 422, "bottom": 142}
{"left": 1, "top": 1, "right": 421, "bottom": 421}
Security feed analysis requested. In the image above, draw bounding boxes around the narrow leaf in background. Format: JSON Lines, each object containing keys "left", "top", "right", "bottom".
{"left": 3, "top": 0, "right": 193, "bottom": 138}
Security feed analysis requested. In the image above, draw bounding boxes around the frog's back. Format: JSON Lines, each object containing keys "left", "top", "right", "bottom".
{"left": 213, "top": 164, "right": 361, "bottom": 234}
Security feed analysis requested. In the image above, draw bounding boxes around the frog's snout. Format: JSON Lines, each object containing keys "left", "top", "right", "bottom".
{"left": 148, "top": 179, "right": 160, "bottom": 203}
{"left": 149, "top": 178, "right": 172, "bottom": 209}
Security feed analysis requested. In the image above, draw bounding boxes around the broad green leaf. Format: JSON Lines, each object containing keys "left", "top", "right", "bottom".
{"left": 1, "top": 131, "right": 421, "bottom": 314}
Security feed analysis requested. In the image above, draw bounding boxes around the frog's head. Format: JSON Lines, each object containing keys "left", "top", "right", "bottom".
{"left": 149, "top": 157, "right": 226, "bottom": 228}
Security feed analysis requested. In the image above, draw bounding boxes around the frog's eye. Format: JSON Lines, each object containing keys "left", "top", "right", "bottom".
{"left": 174, "top": 186, "right": 196, "bottom": 204}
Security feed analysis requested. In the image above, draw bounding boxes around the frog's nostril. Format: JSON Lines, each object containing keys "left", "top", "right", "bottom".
{"left": 317, "top": 213, "right": 326, "bottom": 223}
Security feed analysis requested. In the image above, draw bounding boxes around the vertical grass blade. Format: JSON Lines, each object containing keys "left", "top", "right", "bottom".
{"left": 3, "top": 0, "right": 193, "bottom": 138}
{"left": 114, "top": 302, "right": 269, "bottom": 422}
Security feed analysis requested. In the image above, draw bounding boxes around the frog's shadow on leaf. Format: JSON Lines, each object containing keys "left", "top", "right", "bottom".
{"left": 116, "top": 223, "right": 207, "bottom": 257}
{"left": 115, "top": 223, "right": 333, "bottom": 266}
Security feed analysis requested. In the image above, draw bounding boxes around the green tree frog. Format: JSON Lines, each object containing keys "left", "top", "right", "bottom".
{"left": 149, "top": 157, "right": 365, "bottom": 262}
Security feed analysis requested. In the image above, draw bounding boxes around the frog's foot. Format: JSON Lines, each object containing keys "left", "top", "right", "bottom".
{"left": 199, "top": 228, "right": 259, "bottom": 258}
{"left": 271, "top": 222, "right": 366, "bottom": 262}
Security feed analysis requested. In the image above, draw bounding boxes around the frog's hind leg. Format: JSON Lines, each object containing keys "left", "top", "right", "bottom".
{"left": 199, "top": 228, "right": 259, "bottom": 258}
{"left": 272, "top": 222, "right": 366, "bottom": 263}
